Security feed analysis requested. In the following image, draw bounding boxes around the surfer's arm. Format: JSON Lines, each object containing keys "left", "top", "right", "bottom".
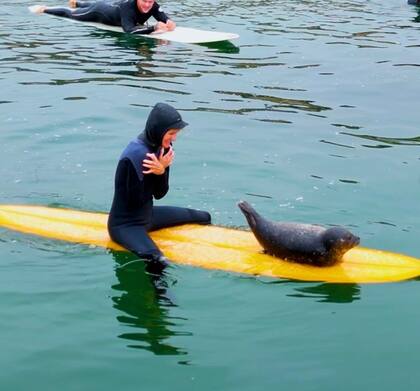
{"left": 151, "top": 2, "right": 169, "bottom": 23}
{"left": 130, "top": 25, "right": 156, "bottom": 34}
{"left": 151, "top": 2, "right": 176, "bottom": 32}
{"left": 151, "top": 2, "right": 175, "bottom": 31}
{"left": 165, "top": 19, "right": 176, "bottom": 31}
{"left": 116, "top": 158, "right": 147, "bottom": 205}
{"left": 153, "top": 168, "right": 169, "bottom": 199}
{"left": 142, "top": 151, "right": 170, "bottom": 199}
{"left": 120, "top": 14, "right": 155, "bottom": 34}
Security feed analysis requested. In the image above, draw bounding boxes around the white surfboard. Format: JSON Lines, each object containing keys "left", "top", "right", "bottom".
{"left": 28, "top": 5, "right": 239, "bottom": 44}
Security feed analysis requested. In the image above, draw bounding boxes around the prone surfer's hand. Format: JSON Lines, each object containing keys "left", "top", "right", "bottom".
{"left": 154, "top": 22, "right": 168, "bottom": 33}
{"left": 166, "top": 20, "right": 176, "bottom": 31}
{"left": 158, "top": 146, "right": 174, "bottom": 168}
{"left": 142, "top": 153, "right": 165, "bottom": 175}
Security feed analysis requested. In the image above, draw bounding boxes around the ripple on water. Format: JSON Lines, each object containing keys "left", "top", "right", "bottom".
{"left": 1, "top": 1, "right": 420, "bottom": 386}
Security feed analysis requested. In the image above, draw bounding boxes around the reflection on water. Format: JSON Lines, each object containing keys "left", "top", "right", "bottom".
{"left": 215, "top": 90, "right": 331, "bottom": 113}
{"left": 4, "top": 0, "right": 417, "bottom": 131}
{"left": 342, "top": 132, "right": 420, "bottom": 147}
{"left": 288, "top": 283, "right": 361, "bottom": 303}
{"left": 91, "top": 29, "right": 159, "bottom": 52}
{"left": 198, "top": 40, "right": 240, "bottom": 54}
{"left": 414, "top": 7, "right": 420, "bottom": 23}
{"left": 111, "top": 250, "right": 191, "bottom": 358}
{"left": 1, "top": 2, "right": 420, "bottom": 388}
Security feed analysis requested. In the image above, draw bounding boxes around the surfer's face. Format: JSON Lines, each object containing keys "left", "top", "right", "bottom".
{"left": 162, "top": 129, "right": 179, "bottom": 148}
{"left": 137, "top": 0, "right": 155, "bottom": 13}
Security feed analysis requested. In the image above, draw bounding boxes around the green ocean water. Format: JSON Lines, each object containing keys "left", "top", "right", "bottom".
{"left": 1, "top": 0, "right": 420, "bottom": 389}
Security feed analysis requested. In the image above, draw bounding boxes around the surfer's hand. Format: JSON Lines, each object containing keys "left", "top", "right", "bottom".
{"left": 34, "top": 5, "right": 47, "bottom": 13}
{"left": 166, "top": 20, "right": 176, "bottom": 31}
{"left": 142, "top": 153, "right": 166, "bottom": 175}
{"left": 154, "top": 22, "right": 168, "bottom": 33}
{"left": 158, "top": 146, "right": 174, "bottom": 168}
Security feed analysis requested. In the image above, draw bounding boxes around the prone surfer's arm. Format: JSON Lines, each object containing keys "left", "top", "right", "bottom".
{"left": 152, "top": 2, "right": 169, "bottom": 23}
{"left": 123, "top": 21, "right": 164, "bottom": 35}
{"left": 131, "top": 22, "right": 172, "bottom": 34}
{"left": 151, "top": 3, "right": 175, "bottom": 31}
{"left": 120, "top": 15, "right": 155, "bottom": 34}
{"left": 131, "top": 25, "right": 155, "bottom": 34}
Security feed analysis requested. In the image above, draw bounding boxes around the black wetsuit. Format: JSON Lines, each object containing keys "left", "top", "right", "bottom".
{"left": 44, "top": 0, "right": 169, "bottom": 34}
{"left": 108, "top": 103, "right": 211, "bottom": 264}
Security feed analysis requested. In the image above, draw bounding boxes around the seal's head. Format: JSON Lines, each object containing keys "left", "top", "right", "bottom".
{"left": 323, "top": 227, "right": 360, "bottom": 258}
{"left": 237, "top": 200, "right": 259, "bottom": 230}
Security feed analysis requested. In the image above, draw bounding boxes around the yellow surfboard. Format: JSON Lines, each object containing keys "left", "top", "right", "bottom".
{"left": 0, "top": 204, "right": 419, "bottom": 283}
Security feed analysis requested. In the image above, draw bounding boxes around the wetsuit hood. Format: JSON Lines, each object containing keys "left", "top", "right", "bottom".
{"left": 138, "top": 103, "right": 188, "bottom": 149}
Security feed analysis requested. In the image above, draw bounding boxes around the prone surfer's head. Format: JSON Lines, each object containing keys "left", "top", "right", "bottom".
{"left": 137, "top": 0, "right": 155, "bottom": 13}
{"left": 141, "top": 103, "right": 188, "bottom": 149}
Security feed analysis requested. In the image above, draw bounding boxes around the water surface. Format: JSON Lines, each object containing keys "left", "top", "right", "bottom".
{"left": 1, "top": 1, "right": 420, "bottom": 390}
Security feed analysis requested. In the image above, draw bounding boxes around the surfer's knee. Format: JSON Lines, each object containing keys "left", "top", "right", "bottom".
{"left": 202, "top": 211, "right": 211, "bottom": 224}
{"left": 190, "top": 209, "right": 211, "bottom": 225}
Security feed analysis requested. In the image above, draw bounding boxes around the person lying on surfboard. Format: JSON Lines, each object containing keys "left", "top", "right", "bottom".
{"left": 108, "top": 103, "right": 211, "bottom": 271}
{"left": 34, "top": 0, "right": 176, "bottom": 34}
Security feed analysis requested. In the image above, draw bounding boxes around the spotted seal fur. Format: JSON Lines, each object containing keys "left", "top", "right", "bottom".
{"left": 238, "top": 201, "right": 360, "bottom": 266}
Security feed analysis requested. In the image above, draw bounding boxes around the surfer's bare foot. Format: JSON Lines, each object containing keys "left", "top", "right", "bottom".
{"left": 69, "top": 0, "right": 77, "bottom": 8}
{"left": 34, "top": 5, "right": 48, "bottom": 13}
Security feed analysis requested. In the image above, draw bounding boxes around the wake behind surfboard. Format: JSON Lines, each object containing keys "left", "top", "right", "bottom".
{"left": 28, "top": 5, "right": 240, "bottom": 44}
{"left": 1, "top": 204, "right": 420, "bottom": 283}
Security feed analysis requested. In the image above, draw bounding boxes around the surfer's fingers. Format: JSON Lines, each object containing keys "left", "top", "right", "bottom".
{"left": 162, "top": 151, "right": 174, "bottom": 161}
{"left": 142, "top": 158, "right": 157, "bottom": 165}
{"left": 145, "top": 153, "right": 158, "bottom": 161}
{"left": 142, "top": 162, "right": 160, "bottom": 169}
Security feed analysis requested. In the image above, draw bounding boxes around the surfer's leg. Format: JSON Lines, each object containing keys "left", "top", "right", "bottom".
{"left": 110, "top": 225, "right": 162, "bottom": 259}
{"left": 149, "top": 206, "right": 211, "bottom": 231}
{"left": 109, "top": 225, "right": 169, "bottom": 272}
{"left": 44, "top": 4, "right": 101, "bottom": 22}
{"left": 75, "top": 1, "right": 96, "bottom": 8}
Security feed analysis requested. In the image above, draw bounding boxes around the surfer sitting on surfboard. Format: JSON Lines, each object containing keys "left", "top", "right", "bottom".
{"left": 34, "top": 0, "right": 176, "bottom": 34}
{"left": 108, "top": 103, "right": 211, "bottom": 271}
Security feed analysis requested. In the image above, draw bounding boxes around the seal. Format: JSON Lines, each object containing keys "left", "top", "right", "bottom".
{"left": 237, "top": 200, "right": 360, "bottom": 266}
